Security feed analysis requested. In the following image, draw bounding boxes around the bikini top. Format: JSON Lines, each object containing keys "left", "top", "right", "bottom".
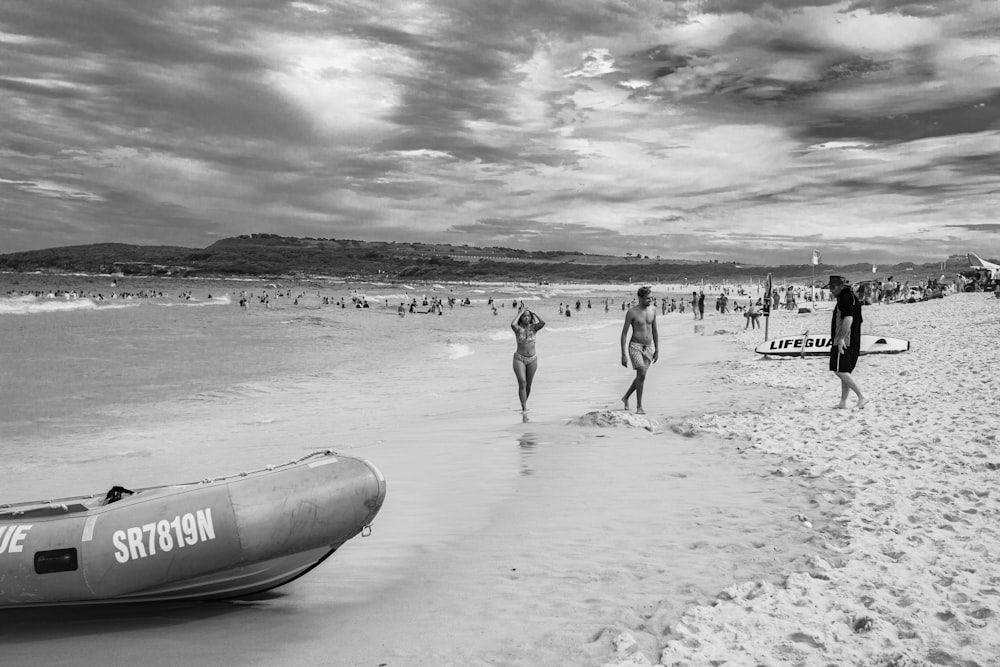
{"left": 516, "top": 326, "right": 536, "bottom": 343}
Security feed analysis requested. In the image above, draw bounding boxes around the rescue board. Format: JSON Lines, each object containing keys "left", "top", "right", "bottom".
{"left": 0, "top": 450, "right": 385, "bottom": 607}
{"left": 796, "top": 302, "right": 833, "bottom": 313}
{"left": 755, "top": 333, "right": 910, "bottom": 357}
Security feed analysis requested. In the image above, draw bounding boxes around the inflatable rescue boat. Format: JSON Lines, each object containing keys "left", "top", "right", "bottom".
{"left": 0, "top": 450, "right": 385, "bottom": 607}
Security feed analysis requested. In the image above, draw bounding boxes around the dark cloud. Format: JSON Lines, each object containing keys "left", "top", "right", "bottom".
{"left": 1, "top": 0, "right": 319, "bottom": 159}
{"left": 621, "top": 45, "right": 693, "bottom": 82}
{"left": 114, "top": 66, "right": 317, "bottom": 144}
{"left": 805, "top": 92, "right": 1000, "bottom": 143}
{"left": 547, "top": 187, "right": 660, "bottom": 206}
{"left": 449, "top": 217, "right": 746, "bottom": 260}
{"left": 2, "top": 1, "right": 266, "bottom": 71}
{"left": 630, "top": 37, "right": 891, "bottom": 111}
{"left": 455, "top": 217, "right": 612, "bottom": 238}
{"left": 944, "top": 223, "right": 1000, "bottom": 232}
{"left": 0, "top": 180, "right": 210, "bottom": 249}
{"left": 824, "top": 176, "right": 968, "bottom": 198}
{"left": 818, "top": 55, "right": 889, "bottom": 84}
{"left": 932, "top": 152, "right": 1000, "bottom": 178}
{"left": 844, "top": 0, "right": 967, "bottom": 17}
{"left": 697, "top": 0, "right": 839, "bottom": 16}
{"left": 464, "top": 0, "right": 667, "bottom": 40}
{"left": 450, "top": 217, "right": 622, "bottom": 252}
{"left": 615, "top": 15, "right": 996, "bottom": 145}
{"left": 654, "top": 229, "right": 980, "bottom": 267}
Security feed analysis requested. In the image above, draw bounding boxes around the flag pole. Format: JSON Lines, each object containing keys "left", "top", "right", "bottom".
{"left": 810, "top": 250, "right": 819, "bottom": 308}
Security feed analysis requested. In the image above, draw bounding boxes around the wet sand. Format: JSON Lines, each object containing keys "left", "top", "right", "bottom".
{"left": 0, "top": 281, "right": 818, "bottom": 666}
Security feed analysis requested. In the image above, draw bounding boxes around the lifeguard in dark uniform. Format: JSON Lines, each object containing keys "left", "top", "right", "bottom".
{"left": 826, "top": 275, "right": 868, "bottom": 409}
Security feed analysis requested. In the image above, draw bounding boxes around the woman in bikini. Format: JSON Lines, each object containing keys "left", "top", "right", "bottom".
{"left": 511, "top": 304, "right": 546, "bottom": 412}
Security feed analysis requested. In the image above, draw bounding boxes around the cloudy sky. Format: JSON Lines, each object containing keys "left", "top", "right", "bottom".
{"left": 2, "top": 0, "right": 999, "bottom": 263}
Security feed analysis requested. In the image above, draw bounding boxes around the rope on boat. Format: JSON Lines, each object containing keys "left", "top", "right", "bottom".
{"left": 1, "top": 450, "right": 342, "bottom": 510}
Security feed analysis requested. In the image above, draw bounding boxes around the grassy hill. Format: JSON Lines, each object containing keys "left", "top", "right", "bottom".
{"left": 0, "top": 234, "right": 986, "bottom": 285}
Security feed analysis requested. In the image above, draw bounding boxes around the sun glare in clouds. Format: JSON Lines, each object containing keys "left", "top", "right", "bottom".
{"left": 658, "top": 10, "right": 753, "bottom": 52}
{"left": 0, "top": 31, "right": 33, "bottom": 44}
{"left": 0, "top": 178, "right": 102, "bottom": 202}
{"left": 262, "top": 34, "right": 407, "bottom": 140}
{"left": 510, "top": 50, "right": 575, "bottom": 131}
{"left": 564, "top": 48, "right": 619, "bottom": 78}
{"left": 932, "top": 40, "right": 1000, "bottom": 99}
{"left": 808, "top": 6, "right": 940, "bottom": 52}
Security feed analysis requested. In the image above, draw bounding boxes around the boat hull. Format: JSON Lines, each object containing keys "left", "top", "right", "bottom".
{"left": 0, "top": 451, "right": 385, "bottom": 607}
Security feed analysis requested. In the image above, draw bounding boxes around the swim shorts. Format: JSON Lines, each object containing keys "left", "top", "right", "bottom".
{"left": 628, "top": 341, "right": 655, "bottom": 370}
{"left": 830, "top": 343, "right": 860, "bottom": 373}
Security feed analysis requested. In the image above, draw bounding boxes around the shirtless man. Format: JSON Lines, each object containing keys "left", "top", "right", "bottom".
{"left": 621, "top": 286, "right": 659, "bottom": 414}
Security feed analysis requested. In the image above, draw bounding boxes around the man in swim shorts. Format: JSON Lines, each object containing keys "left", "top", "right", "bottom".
{"left": 620, "top": 286, "right": 659, "bottom": 414}
{"left": 826, "top": 275, "right": 867, "bottom": 409}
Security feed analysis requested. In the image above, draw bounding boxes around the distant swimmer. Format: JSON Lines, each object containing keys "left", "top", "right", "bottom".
{"left": 621, "top": 286, "right": 659, "bottom": 414}
{"left": 511, "top": 304, "right": 546, "bottom": 413}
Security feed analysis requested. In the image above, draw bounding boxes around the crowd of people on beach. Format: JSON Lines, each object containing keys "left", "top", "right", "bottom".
{"left": 10, "top": 272, "right": 978, "bottom": 320}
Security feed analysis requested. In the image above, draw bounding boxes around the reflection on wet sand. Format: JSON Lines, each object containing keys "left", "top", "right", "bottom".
{"left": 517, "top": 433, "right": 539, "bottom": 476}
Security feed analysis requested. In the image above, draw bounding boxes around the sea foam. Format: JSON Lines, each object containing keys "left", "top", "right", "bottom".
{"left": 155, "top": 294, "right": 232, "bottom": 307}
{"left": 0, "top": 297, "right": 138, "bottom": 315}
{"left": 446, "top": 342, "right": 474, "bottom": 359}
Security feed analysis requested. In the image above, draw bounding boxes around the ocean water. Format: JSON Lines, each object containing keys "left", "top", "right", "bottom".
{"left": 0, "top": 273, "right": 807, "bottom": 666}
{"left": 2, "top": 275, "right": 548, "bottom": 479}
{"left": 0, "top": 274, "right": 696, "bottom": 458}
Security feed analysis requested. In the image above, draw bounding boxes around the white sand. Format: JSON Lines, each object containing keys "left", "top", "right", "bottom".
{"left": 605, "top": 292, "right": 1000, "bottom": 666}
